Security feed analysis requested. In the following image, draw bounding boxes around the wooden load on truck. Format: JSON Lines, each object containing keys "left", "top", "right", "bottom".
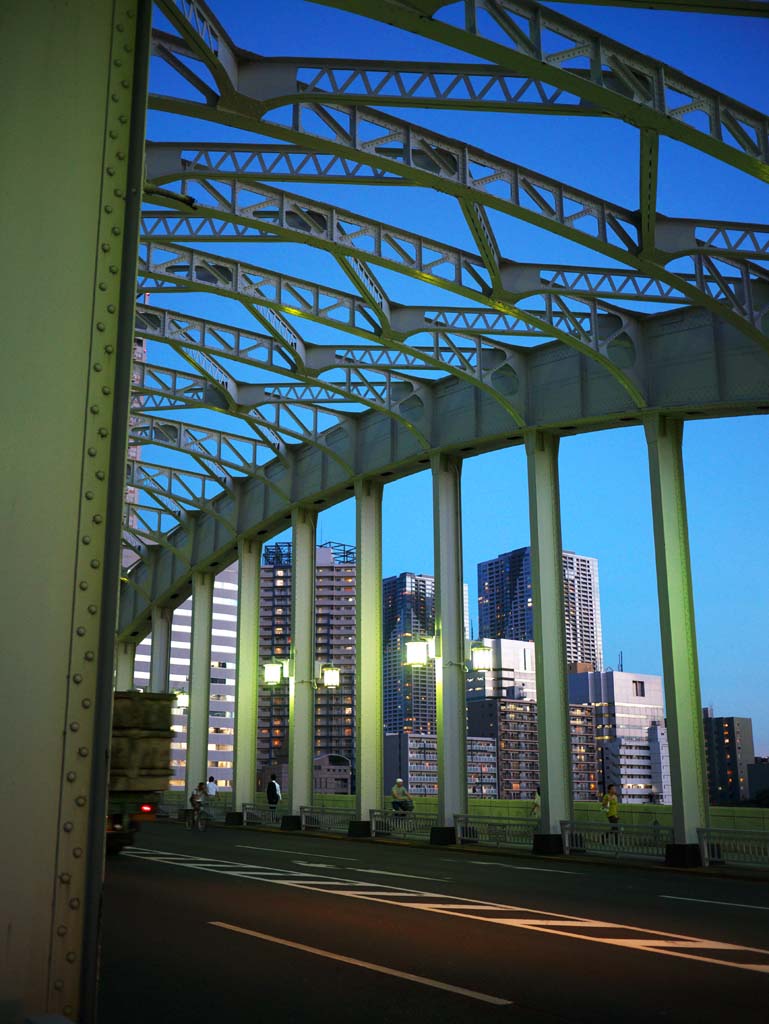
{"left": 107, "top": 691, "right": 174, "bottom": 853}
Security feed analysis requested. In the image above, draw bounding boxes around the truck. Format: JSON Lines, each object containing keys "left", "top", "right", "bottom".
{"left": 106, "top": 690, "right": 174, "bottom": 854}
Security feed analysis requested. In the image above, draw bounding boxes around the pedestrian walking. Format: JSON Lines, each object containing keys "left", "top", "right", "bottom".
{"left": 530, "top": 786, "right": 541, "bottom": 821}
{"left": 601, "top": 784, "right": 620, "bottom": 843}
{"left": 266, "top": 773, "right": 282, "bottom": 820}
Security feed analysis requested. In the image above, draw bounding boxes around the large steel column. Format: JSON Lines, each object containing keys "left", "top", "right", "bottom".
{"left": 0, "top": 1, "right": 150, "bottom": 1019}
{"left": 149, "top": 605, "right": 173, "bottom": 694}
{"left": 115, "top": 640, "right": 137, "bottom": 691}
{"left": 289, "top": 509, "right": 317, "bottom": 814}
{"left": 354, "top": 480, "right": 384, "bottom": 824}
{"left": 185, "top": 572, "right": 214, "bottom": 793}
{"left": 234, "top": 538, "right": 262, "bottom": 809}
{"left": 432, "top": 454, "right": 467, "bottom": 830}
{"left": 526, "top": 431, "right": 573, "bottom": 852}
{"left": 645, "top": 415, "right": 709, "bottom": 862}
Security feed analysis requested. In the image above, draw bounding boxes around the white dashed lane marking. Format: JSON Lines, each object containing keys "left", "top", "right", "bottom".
{"left": 125, "top": 847, "right": 769, "bottom": 974}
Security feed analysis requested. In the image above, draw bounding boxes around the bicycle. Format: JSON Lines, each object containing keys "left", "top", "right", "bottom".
{"left": 185, "top": 803, "right": 208, "bottom": 831}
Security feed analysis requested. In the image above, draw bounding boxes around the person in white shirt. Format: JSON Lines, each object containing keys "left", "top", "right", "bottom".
{"left": 206, "top": 776, "right": 218, "bottom": 798}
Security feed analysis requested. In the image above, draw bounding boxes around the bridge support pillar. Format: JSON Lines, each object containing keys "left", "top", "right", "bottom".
{"left": 186, "top": 572, "right": 214, "bottom": 793}
{"left": 289, "top": 509, "right": 317, "bottom": 814}
{"left": 526, "top": 431, "right": 572, "bottom": 853}
{"left": 432, "top": 454, "right": 468, "bottom": 827}
{"left": 645, "top": 415, "right": 708, "bottom": 861}
{"left": 149, "top": 605, "right": 173, "bottom": 694}
{"left": 0, "top": 0, "right": 151, "bottom": 1017}
{"left": 234, "top": 538, "right": 262, "bottom": 809}
{"left": 115, "top": 640, "right": 138, "bottom": 692}
{"left": 354, "top": 480, "right": 384, "bottom": 826}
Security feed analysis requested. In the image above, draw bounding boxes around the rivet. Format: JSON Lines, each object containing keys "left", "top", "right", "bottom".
{"left": 102, "top": 386, "right": 112, "bottom": 395}
{"left": 104, "top": 344, "right": 115, "bottom": 354}
{"left": 76, "top": 627, "right": 86, "bottom": 637}
{"left": 73, "top": 848, "right": 83, "bottom": 858}
{"left": 88, "top": 603, "right": 98, "bottom": 613}
{"left": 109, "top": 129, "right": 118, "bottom": 139}
{"left": 123, "top": 45, "right": 132, "bottom": 54}
{"left": 64, "top": 1007, "right": 74, "bottom": 1018}
{"left": 94, "top": 363, "right": 102, "bottom": 372}
{"left": 90, "top": 559, "right": 101, "bottom": 569}
{"left": 75, "top": 796, "right": 87, "bottom": 807}
{"left": 119, "top": 112, "right": 128, "bottom": 121}
{"left": 107, "top": 304, "right": 116, "bottom": 313}
{"left": 101, "top": 243, "right": 111, "bottom": 253}
{"left": 114, "top": 189, "right": 124, "bottom": 198}
{"left": 111, "top": 94, "right": 119, "bottom": 102}
{"left": 84, "top": 651, "right": 95, "bottom": 662}
{"left": 112, "top": 226, "right": 121, "bottom": 236}
{"left": 69, "top": 898, "right": 80, "bottom": 910}
{"left": 57, "top": 925, "right": 68, "bottom": 936}
{"left": 114, "top": 59, "right": 122, "bottom": 67}
{"left": 109, "top": 265, "right": 119, "bottom": 274}
{"left": 98, "top": 282, "right": 108, "bottom": 291}
{"left": 82, "top": 698, "right": 92, "bottom": 709}
{"left": 82, "top": 535, "right": 91, "bottom": 545}
{"left": 96, "top": 322, "right": 106, "bottom": 332}
{"left": 66, "top": 952, "right": 77, "bottom": 964}
{"left": 63, "top": 822, "right": 74, "bottom": 833}
{"left": 98, "top": 428, "right": 109, "bottom": 438}
{"left": 70, "top": 722, "right": 80, "bottom": 732}
{"left": 106, "top": 166, "right": 115, "bottom": 176}
{"left": 85, "top": 491, "right": 94, "bottom": 500}
{"left": 116, "top": 22, "right": 124, "bottom": 30}
{"left": 121, "top": 80, "right": 130, "bottom": 89}
{"left": 105, "top": 205, "right": 113, "bottom": 214}
{"left": 54, "top": 979, "right": 64, "bottom": 991}
{"left": 60, "top": 873, "right": 72, "bottom": 884}
{"left": 73, "top": 674, "right": 82, "bottom": 684}
{"left": 116, "top": 151, "right": 125, "bottom": 160}
{"left": 79, "top": 581, "right": 88, "bottom": 591}
{"left": 66, "top": 772, "right": 76, "bottom": 782}
{"left": 96, "top": 470, "right": 106, "bottom": 481}
{"left": 93, "top": 515, "right": 103, "bottom": 525}
{"left": 90, "top": 404, "right": 100, "bottom": 414}
{"left": 87, "top": 447, "right": 97, "bottom": 457}
{"left": 78, "top": 747, "right": 89, "bottom": 757}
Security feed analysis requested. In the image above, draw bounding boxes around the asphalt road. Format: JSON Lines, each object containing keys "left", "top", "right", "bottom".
{"left": 98, "top": 822, "right": 769, "bottom": 1023}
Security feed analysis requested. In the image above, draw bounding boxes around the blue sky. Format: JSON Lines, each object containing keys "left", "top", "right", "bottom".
{"left": 148, "top": 1, "right": 769, "bottom": 753}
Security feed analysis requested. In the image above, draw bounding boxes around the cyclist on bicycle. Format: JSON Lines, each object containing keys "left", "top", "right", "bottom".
{"left": 189, "top": 781, "right": 206, "bottom": 825}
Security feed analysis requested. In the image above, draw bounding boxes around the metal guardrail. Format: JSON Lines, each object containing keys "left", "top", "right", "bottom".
{"left": 698, "top": 827, "right": 769, "bottom": 868}
{"left": 561, "top": 819, "right": 674, "bottom": 861}
{"left": 242, "top": 803, "right": 281, "bottom": 826}
{"left": 454, "top": 814, "right": 536, "bottom": 848}
{"left": 369, "top": 808, "right": 438, "bottom": 840}
{"left": 300, "top": 806, "right": 358, "bottom": 833}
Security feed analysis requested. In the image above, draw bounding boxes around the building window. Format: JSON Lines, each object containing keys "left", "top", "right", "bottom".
{"left": 632, "top": 680, "right": 645, "bottom": 697}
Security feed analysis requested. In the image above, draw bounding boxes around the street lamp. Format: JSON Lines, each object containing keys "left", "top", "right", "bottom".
{"left": 264, "top": 662, "right": 284, "bottom": 685}
{"left": 470, "top": 643, "right": 493, "bottom": 672}
{"left": 320, "top": 664, "right": 341, "bottom": 689}
{"left": 404, "top": 637, "right": 436, "bottom": 667}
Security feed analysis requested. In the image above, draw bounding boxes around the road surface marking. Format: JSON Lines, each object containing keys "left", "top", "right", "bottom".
{"left": 352, "top": 868, "right": 450, "bottom": 881}
{"left": 467, "top": 861, "right": 581, "bottom": 875}
{"left": 292, "top": 860, "right": 340, "bottom": 869}
{"left": 125, "top": 847, "right": 769, "bottom": 974}
{"left": 208, "top": 921, "right": 512, "bottom": 1006}
{"left": 236, "top": 845, "right": 357, "bottom": 860}
{"left": 659, "top": 895, "right": 769, "bottom": 911}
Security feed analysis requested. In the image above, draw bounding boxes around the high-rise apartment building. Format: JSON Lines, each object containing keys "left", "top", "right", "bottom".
{"left": 382, "top": 571, "right": 469, "bottom": 735}
{"left": 702, "top": 710, "right": 755, "bottom": 804}
{"left": 568, "top": 670, "right": 672, "bottom": 804}
{"left": 478, "top": 546, "right": 603, "bottom": 671}
{"left": 384, "top": 732, "right": 498, "bottom": 798}
{"left": 258, "top": 542, "right": 357, "bottom": 786}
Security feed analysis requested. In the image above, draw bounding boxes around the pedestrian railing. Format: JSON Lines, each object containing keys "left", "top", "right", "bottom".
{"left": 369, "top": 808, "right": 438, "bottom": 840}
{"left": 300, "top": 806, "right": 358, "bottom": 833}
{"left": 454, "top": 814, "right": 536, "bottom": 849}
{"left": 697, "top": 828, "right": 769, "bottom": 868}
{"left": 561, "top": 819, "right": 674, "bottom": 861}
{"left": 242, "top": 803, "right": 281, "bottom": 826}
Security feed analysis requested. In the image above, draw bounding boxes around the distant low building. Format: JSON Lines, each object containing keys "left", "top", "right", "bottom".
{"left": 383, "top": 732, "right": 498, "bottom": 798}
{"left": 747, "top": 757, "right": 769, "bottom": 802}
